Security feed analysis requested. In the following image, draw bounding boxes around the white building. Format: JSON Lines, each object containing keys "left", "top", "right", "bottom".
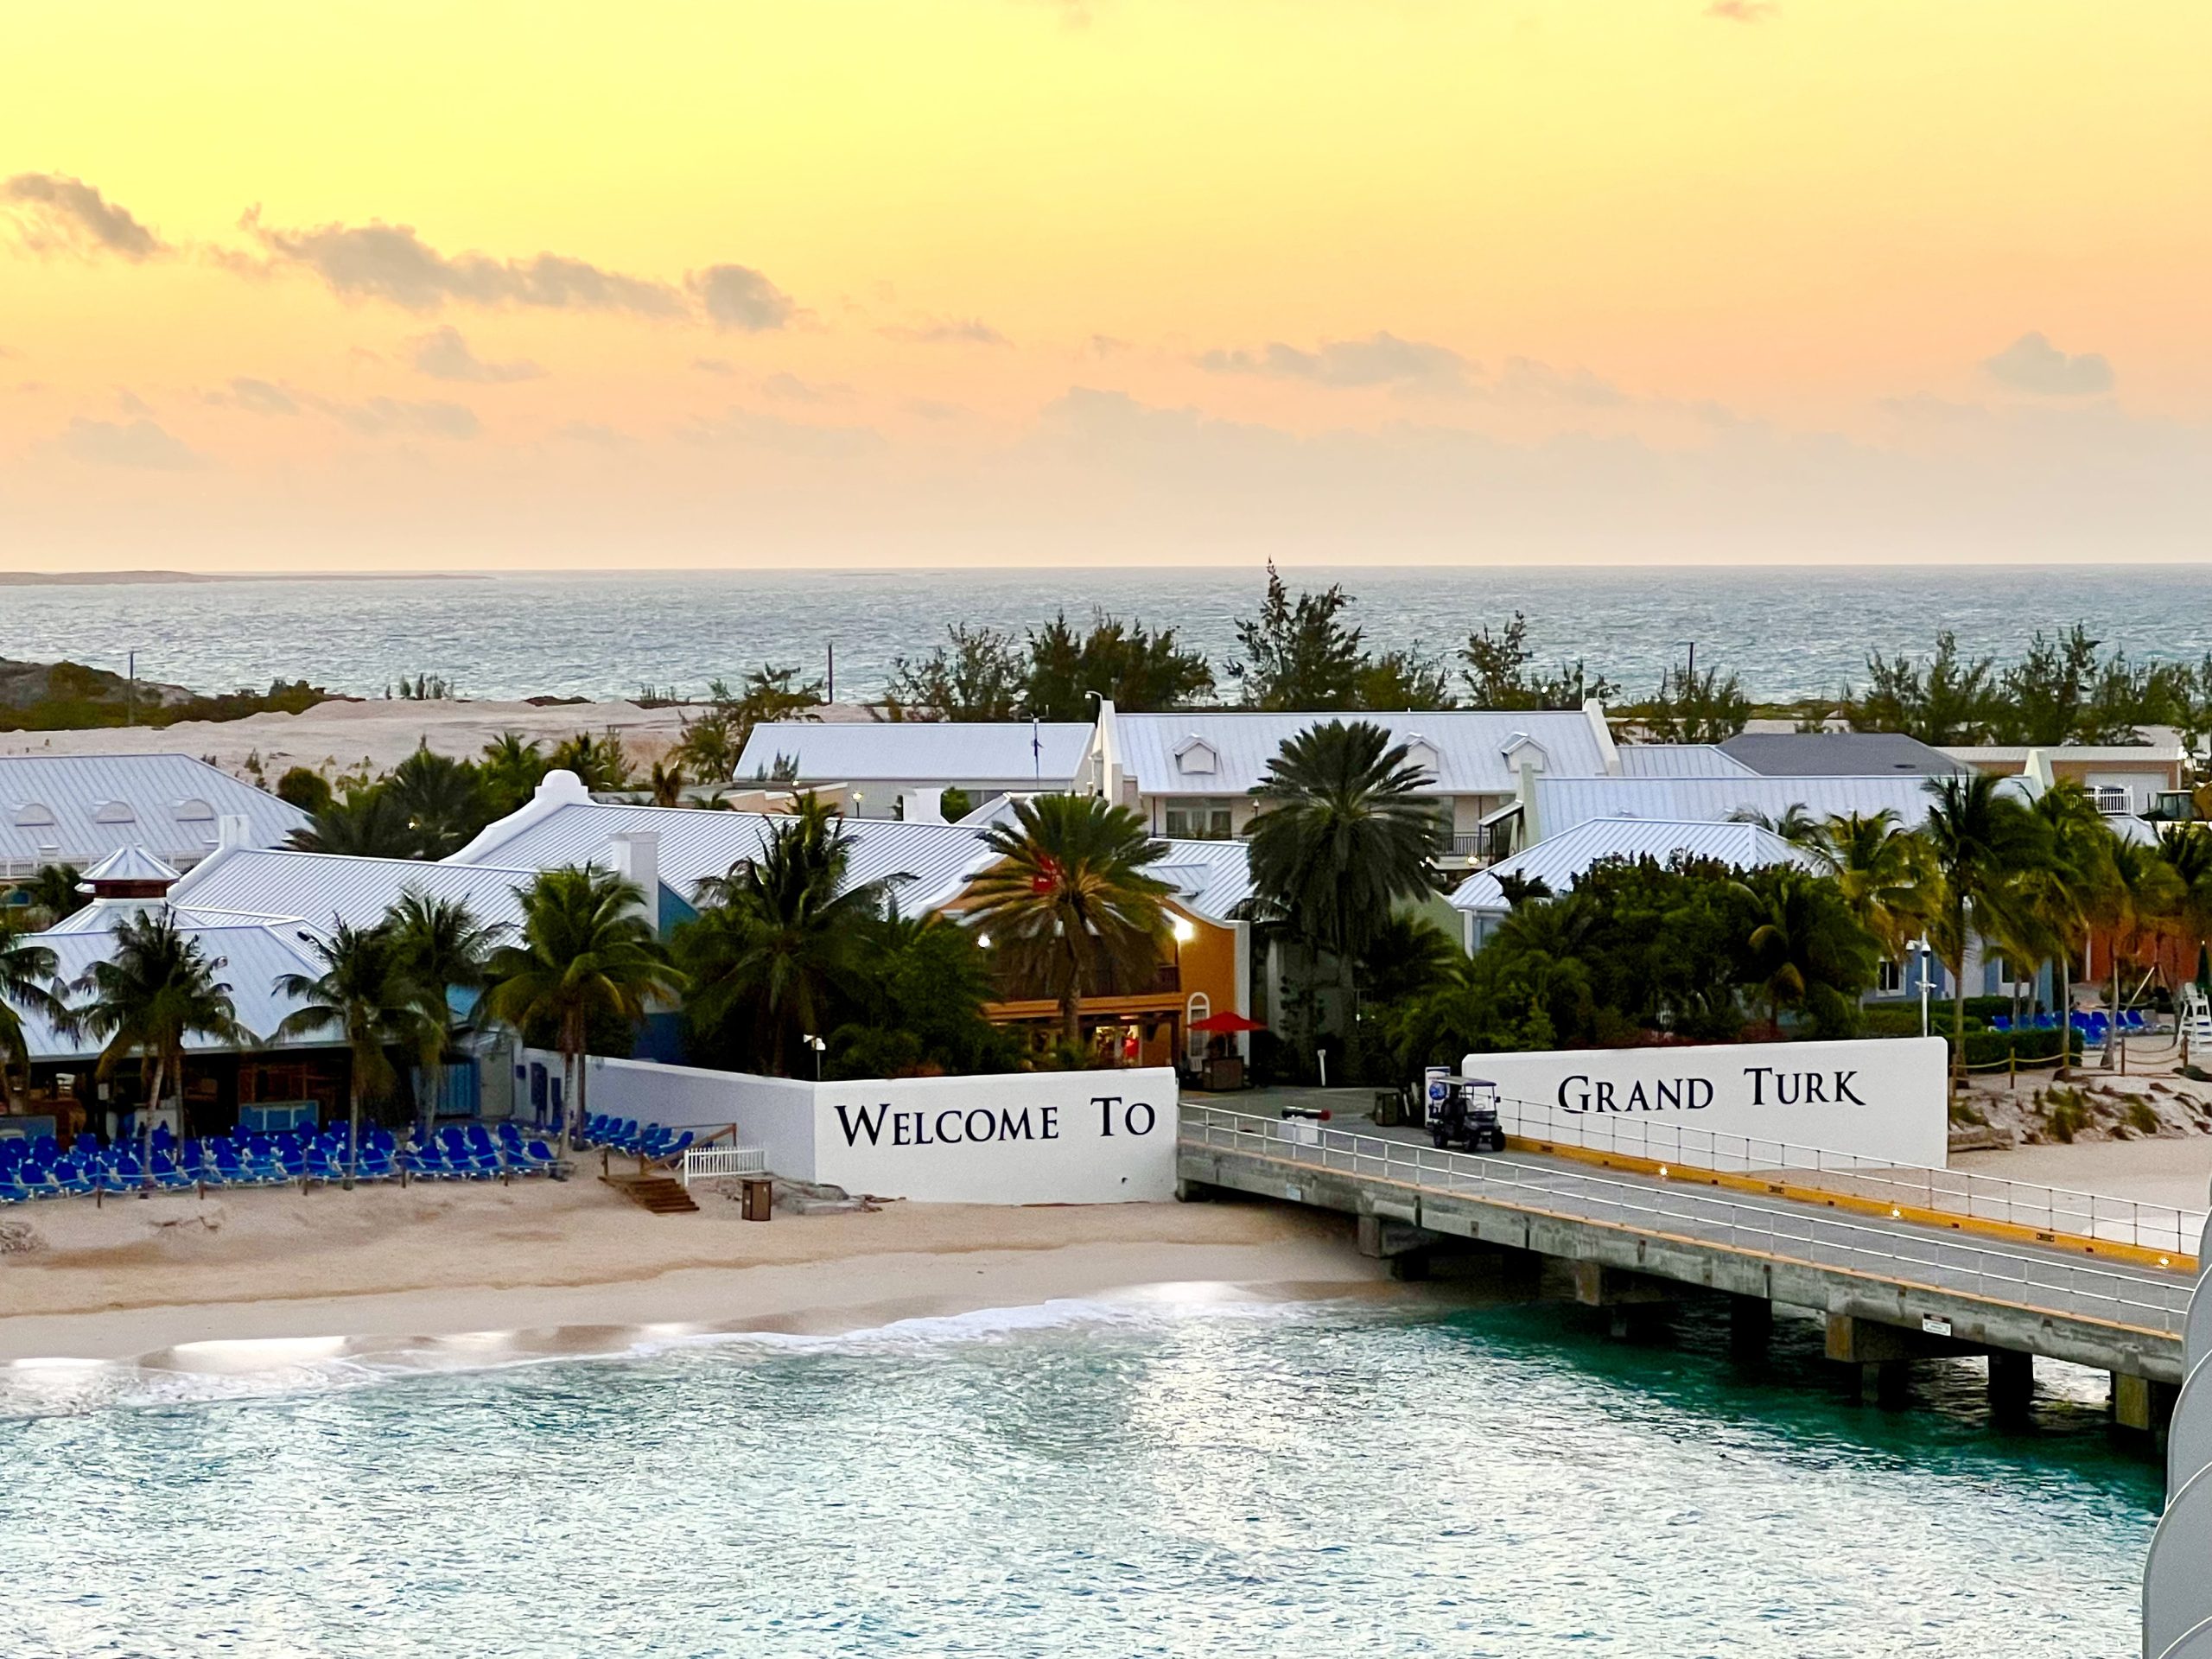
{"left": 0, "top": 753, "right": 308, "bottom": 880}
{"left": 734, "top": 721, "right": 1091, "bottom": 820}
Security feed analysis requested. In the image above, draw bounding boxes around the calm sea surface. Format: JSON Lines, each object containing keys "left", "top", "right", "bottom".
{"left": 4, "top": 565, "right": 2210, "bottom": 705}
{"left": 0, "top": 1295, "right": 2152, "bottom": 1657}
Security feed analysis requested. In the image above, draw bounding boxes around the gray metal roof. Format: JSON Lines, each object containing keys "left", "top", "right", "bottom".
{"left": 1452, "top": 817, "right": 1817, "bottom": 913}
{"left": 1616, "top": 745, "right": 1757, "bottom": 779}
{"left": 78, "top": 845, "right": 182, "bottom": 885}
{"left": 1147, "top": 837, "right": 1255, "bottom": 924}
{"left": 16, "top": 911, "right": 339, "bottom": 1063}
{"left": 168, "top": 847, "right": 537, "bottom": 937}
{"left": 1114, "top": 709, "right": 1611, "bottom": 797}
{"left": 734, "top": 721, "right": 1090, "bottom": 787}
{"left": 0, "top": 753, "right": 308, "bottom": 875}
{"left": 1533, "top": 773, "right": 1951, "bottom": 839}
{"left": 1719, "top": 733, "right": 1966, "bottom": 777}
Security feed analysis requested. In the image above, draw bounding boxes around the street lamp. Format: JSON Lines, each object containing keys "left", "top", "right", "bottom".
{"left": 803, "top": 1033, "right": 827, "bottom": 1081}
{"left": 1911, "top": 936, "right": 1934, "bottom": 1038}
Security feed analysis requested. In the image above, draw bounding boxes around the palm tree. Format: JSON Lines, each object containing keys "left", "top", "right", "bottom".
{"left": 647, "top": 761, "right": 688, "bottom": 808}
{"left": 479, "top": 732, "right": 550, "bottom": 817}
{"left": 968, "top": 794, "right": 1173, "bottom": 1052}
{"left": 2158, "top": 824, "right": 2212, "bottom": 995}
{"left": 388, "top": 890, "right": 500, "bottom": 1135}
{"left": 70, "top": 912, "right": 257, "bottom": 1176}
{"left": 1806, "top": 810, "right": 1931, "bottom": 969}
{"left": 275, "top": 922, "right": 440, "bottom": 1188}
{"left": 1921, "top": 772, "right": 2050, "bottom": 1090}
{"left": 1738, "top": 871, "right": 1879, "bottom": 1035}
{"left": 1244, "top": 720, "right": 1446, "bottom": 1047}
{"left": 385, "top": 746, "right": 490, "bottom": 858}
{"left": 482, "top": 866, "right": 683, "bottom": 1160}
{"left": 288, "top": 787, "right": 421, "bottom": 858}
{"left": 2091, "top": 837, "right": 2183, "bottom": 1071}
{"left": 676, "top": 799, "right": 892, "bottom": 1075}
{"left": 12, "top": 863, "right": 87, "bottom": 928}
{"left": 0, "top": 915, "right": 67, "bottom": 1110}
{"left": 550, "top": 731, "right": 634, "bottom": 792}
{"left": 2024, "top": 782, "right": 2113, "bottom": 1066}
{"left": 1732, "top": 803, "right": 1822, "bottom": 848}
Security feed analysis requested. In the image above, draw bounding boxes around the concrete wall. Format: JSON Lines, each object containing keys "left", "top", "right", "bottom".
{"left": 1462, "top": 1036, "right": 1949, "bottom": 1169}
{"left": 524, "top": 1050, "right": 1176, "bottom": 1204}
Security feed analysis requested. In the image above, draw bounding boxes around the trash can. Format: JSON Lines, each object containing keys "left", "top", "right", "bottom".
{"left": 741, "top": 1176, "right": 773, "bottom": 1222}
{"left": 1372, "top": 1089, "right": 1403, "bottom": 1128}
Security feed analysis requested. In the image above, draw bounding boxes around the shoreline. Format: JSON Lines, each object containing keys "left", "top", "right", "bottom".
{"left": 0, "top": 1182, "right": 1382, "bottom": 1367}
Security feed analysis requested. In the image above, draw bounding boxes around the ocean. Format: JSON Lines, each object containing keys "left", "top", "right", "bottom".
{"left": 4, "top": 564, "right": 2210, "bottom": 707}
{"left": 0, "top": 1294, "right": 2152, "bottom": 1657}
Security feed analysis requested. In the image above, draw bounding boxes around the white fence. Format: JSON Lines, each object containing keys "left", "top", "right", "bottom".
{"left": 679, "top": 1146, "right": 768, "bottom": 1185}
{"left": 1180, "top": 1105, "right": 2192, "bottom": 1335}
{"left": 1492, "top": 1093, "right": 2206, "bottom": 1259}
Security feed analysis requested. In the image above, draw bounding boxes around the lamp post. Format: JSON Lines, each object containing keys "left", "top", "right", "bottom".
{"left": 1912, "top": 936, "right": 1933, "bottom": 1039}
{"left": 803, "top": 1033, "right": 826, "bottom": 1081}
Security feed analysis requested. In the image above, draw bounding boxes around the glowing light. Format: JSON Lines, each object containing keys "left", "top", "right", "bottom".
{"left": 1170, "top": 916, "right": 1196, "bottom": 944}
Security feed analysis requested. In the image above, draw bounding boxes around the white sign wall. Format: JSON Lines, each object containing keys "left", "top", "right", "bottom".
{"left": 1461, "top": 1036, "right": 1949, "bottom": 1170}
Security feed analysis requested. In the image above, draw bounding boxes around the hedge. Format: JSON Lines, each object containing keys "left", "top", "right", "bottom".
{"left": 1958, "top": 1028, "right": 2083, "bottom": 1069}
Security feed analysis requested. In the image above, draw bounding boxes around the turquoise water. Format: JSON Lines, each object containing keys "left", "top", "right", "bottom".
{"left": 0, "top": 1294, "right": 2155, "bottom": 1657}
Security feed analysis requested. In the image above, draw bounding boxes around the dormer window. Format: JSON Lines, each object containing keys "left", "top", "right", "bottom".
{"left": 1500, "top": 734, "right": 1549, "bottom": 773}
{"left": 1402, "top": 736, "right": 1440, "bottom": 782}
{"left": 1173, "top": 737, "right": 1218, "bottom": 777}
{"left": 171, "top": 798, "right": 216, "bottom": 823}
{"left": 10, "top": 802, "right": 54, "bottom": 828}
{"left": 93, "top": 800, "right": 137, "bottom": 824}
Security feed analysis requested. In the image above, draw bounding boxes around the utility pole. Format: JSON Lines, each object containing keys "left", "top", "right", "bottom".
{"left": 125, "top": 650, "right": 137, "bottom": 727}
{"left": 826, "top": 644, "right": 835, "bottom": 705}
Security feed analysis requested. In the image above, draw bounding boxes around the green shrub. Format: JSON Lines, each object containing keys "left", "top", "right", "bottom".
{"left": 1958, "top": 1028, "right": 2082, "bottom": 1069}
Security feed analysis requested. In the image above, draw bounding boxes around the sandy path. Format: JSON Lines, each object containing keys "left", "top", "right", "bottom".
{"left": 1951, "top": 1136, "right": 2212, "bottom": 1213}
{"left": 0, "top": 1179, "right": 1372, "bottom": 1363}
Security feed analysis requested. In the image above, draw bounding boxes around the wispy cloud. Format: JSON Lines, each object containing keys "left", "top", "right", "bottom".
{"left": 881, "top": 316, "right": 1012, "bottom": 347}
{"left": 53, "top": 416, "right": 202, "bottom": 469}
{"left": 689, "top": 264, "right": 796, "bottom": 332}
{"left": 1706, "top": 1, "right": 1780, "bottom": 21}
{"left": 1983, "top": 331, "right": 2114, "bottom": 397}
{"left": 207, "top": 376, "right": 304, "bottom": 416}
{"left": 1198, "top": 331, "right": 1471, "bottom": 393}
{"left": 328, "top": 396, "right": 481, "bottom": 439}
{"left": 410, "top": 325, "right": 543, "bottom": 384}
{"left": 3, "top": 173, "right": 168, "bottom": 260}
{"left": 760, "top": 372, "right": 852, "bottom": 404}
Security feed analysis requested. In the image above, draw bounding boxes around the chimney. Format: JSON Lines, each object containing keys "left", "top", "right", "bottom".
{"left": 610, "top": 829, "right": 662, "bottom": 931}
{"left": 216, "top": 813, "right": 252, "bottom": 854}
{"left": 902, "top": 786, "right": 947, "bottom": 824}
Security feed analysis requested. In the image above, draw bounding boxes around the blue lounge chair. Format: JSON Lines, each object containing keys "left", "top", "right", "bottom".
{"left": 150, "top": 1151, "right": 194, "bottom": 1190}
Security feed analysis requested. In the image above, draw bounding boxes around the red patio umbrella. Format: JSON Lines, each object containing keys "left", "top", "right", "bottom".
{"left": 1189, "top": 1010, "right": 1267, "bottom": 1034}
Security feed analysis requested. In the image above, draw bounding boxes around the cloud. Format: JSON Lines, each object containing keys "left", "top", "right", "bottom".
{"left": 693, "top": 356, "right": 734, "bottom": 376}
{"left": 1706, "top": 1, "right": 1779, "bottom": 19}
{"left": 553, "top": 420, "right": 627, "bottom": 446}
{"left": 759, "top": 372, "right": 853, "bottom": 404}
{"left": 903, "top": 399, "right": 966, "bottom": 422}
{"left": 1489, "top": 356, "right": 1626, "bottom": 406}
{"left": 1088, "top": 334, "right": 1131, "bottom": 359}
{"left": 242, "top": 211, "right": 688, "bottom": 316}
{"left": 690, "top": 407, "right": 886, "bottom": 458}
{"left": 3, "top": 173, "right": 168, "bottom": 260}
{"left": 1982, "top": 331, "right": 2114, "bottom": 397}
{"left": 688, "top": 264, "right": 796, "bottom": 332}
{"left": 1198, "top": 331, "right": 1471, "bottom": 392}
{"left": 330, "top": 396, "right": 481, "bottom": 439}
{"left": 209, "top": 377, "right": 303, "bottom": 416}
{"left": 880, "top": 316, "right": 1012, "bottom": 347}
{"left": 53, "top": 416, "right": 202, "bottom": 469}
{"left": 410, "top": 325, "right": 543, "bottom": 384}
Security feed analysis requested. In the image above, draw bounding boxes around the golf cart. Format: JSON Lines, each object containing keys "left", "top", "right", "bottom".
{"left": 1424, "top": 1071, "right": 1505, "bottom": 1154}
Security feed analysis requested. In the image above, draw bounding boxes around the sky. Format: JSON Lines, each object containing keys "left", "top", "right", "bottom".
{"left": 2, "top": 0, "right": 2209, "bottom": 573}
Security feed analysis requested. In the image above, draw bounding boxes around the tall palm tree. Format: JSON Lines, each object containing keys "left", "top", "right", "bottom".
{"left": 676, "top": 799, "right": 892, "bottom": 1075}
{"left": 647, "top": 760, "right": 688, "bottom": 808}
{"left": 0, "top": 915, "right": 67, "bottom": 1110}
{"left": 275, "top": 922, "right": 441, "bottom": 1188}
{"left": 1921, "top": 772, "right": 2050, "bottom": 1090}
{"left": 1738, "top": 871, "right": 1879, "bottom": 1034}
{"left": 388, "top": 890, "right": 500, "bottom": 1134}
{"left": 385, "top": 746, "right": 491, "bottom": 858}
{"left": 1732, "top": 802, "right": 1822, "bottom": 849}
{"left": 550, "top": 731, "right": 634, "bottom": 792}
{"left": 2024, "top": 782, "right": 2113, "bottom": 1065}
{"left": 12, "top": 863, "right": 87, "bottom": 928}
{"left": 70, "top": 912, "right": 257, "bottom": 1173}
{"left": 1806, "top": 810, "right": 1931, "bottom": 968}
{"left": 479, "top": 732, "right": 550, "bottom": 817}
{"left": 288, "top": 787, "right": 420, "bottom": 858}
{"left": 968, "top": 794, "right": 1172, "bottom": 1052}
{"left": 481, "top": 866, "right": 683, "bottom": 1160}
{"left": 1244, "top": 719, "right": 1446, "bottom": 1043}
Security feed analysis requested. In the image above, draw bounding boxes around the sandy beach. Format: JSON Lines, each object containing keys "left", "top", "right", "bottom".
{"left": 0, "top": 1178, "right": 1375, "bottom": 1365}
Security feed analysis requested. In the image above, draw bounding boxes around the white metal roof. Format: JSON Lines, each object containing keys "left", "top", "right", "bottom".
{"left": 78, "top": 845, "right": 182, "bottom": 885}
{"left": 1451, "top": 817, "right": 1818, "bottom": 913}
{"left": 734, "top": 721, "right": 1091, "bottom": 787}
{"left": 168, "top": 847, "right": 537, "bottom": 937}
{"left": 1531, "top": 774, "right": 1952, "bottom": 839}
{"left": 1147, "top": 837, "right": 1255, "bottom": 924}
{"left": 0, "top": 753, "right": 308, "bottom": 875}
{"left": 447, "top": 798, "right": 1009, "bottom": 914}
{"left": 1615, "top": 745, "right": 1758, "bottom": 779}
{"left": 16, "top": 912, "right": 340, "bottom": 1063}
{"left": 1113, "top": 709, "right": 1613, "bottom": 798}
{"left": 1942, "top": 744, "right": 2188, "bottom": 766}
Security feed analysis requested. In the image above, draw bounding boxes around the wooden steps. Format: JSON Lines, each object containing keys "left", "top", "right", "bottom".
{"left": 602, "top": 1173, "right": 698, "bottom": 1215}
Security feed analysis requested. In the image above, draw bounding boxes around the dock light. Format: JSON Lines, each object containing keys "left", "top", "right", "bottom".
{"left": 2162, "top": 1256, "right": 2173, "bottom": 1268}
{"left": 803, "top": 1033, "right": 827, "bottom": 1081}
{"left": 1658, "top": 1165, "right": 1669, "bottom": 1177}
{"left": 1891, "top": 1207, "right": 1903, "bottom": 1217}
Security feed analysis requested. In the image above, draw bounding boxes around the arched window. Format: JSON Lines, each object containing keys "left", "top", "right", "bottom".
{"left": 1185, "top": 992, "right": 1211, "bottom": 1065}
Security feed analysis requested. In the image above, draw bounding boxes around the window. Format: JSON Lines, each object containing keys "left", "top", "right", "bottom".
{"left": 10, "top": 802, "right": 54, "bottom": 827}
{"left": 1185, "top": 994, "right": 1211, "bottom": 1065}
{"left": 171, "top": 797, "right": 216, "bottom": 823}
{"left": 1173, "top": 737, "right": 1218, "bottom": 776}
{"left": 1878, "top": 958, "right": 1903, "bottom": 995}
{"left": 1164, "top": 800, "right": 1234, "bottom": 840}
{"left": 93, "top": 800, "right": 137, "bottom": 824}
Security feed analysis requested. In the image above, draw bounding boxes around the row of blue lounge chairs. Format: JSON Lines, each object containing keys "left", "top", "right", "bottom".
{"left": 0, "top": 1121, "right": 564, "bottom": 1203}
{"left": 1987, "top": 1010, "right": 2150, "bottom": 1036}
{"left": 575, "top": 1116, "right": 696, "bottom": 1160}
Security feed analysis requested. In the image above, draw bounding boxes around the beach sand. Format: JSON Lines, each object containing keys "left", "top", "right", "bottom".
{"left": 0, "top": 1178, "right": 1375, "bottom": 1364}
{"left": 1952, "top": 1134, "right": 2212, "bottom": 1213}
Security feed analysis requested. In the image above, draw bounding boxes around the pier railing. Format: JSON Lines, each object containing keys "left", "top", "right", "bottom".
{"left": 1179, "top": 1106, "right": 2191, "bottom": 1336}
{"left": 678, "top": 1146, "right": 768, "bottom": 1186}
{"left": 1487, "top": 1095, "right": 2206, "bottom": 1261}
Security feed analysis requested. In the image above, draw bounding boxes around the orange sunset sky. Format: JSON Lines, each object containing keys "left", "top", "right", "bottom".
{"left": 3, "top": 0, "right": 2208, "bottom": 571}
